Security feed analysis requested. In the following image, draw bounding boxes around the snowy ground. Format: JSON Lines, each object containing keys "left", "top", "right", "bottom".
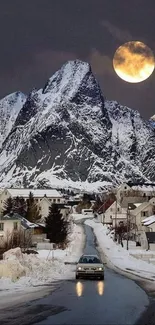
{"left": 71, "top": 213, "right": 94, "bottom": 224}
{"left": 85, "top": 219, "right": 155, "bottom": 282}
{"left": 0, "top": 223, "right": 85, "bottom": 293}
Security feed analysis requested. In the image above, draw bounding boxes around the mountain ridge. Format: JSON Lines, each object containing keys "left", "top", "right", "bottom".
{"left": 0, "top": 60, "right": 154, "bottom": 193}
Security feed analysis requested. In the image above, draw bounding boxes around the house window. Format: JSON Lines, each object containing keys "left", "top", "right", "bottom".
{"left": 36, "top": 199, "right": 38, "bottom": 202}
{"left": 141, "top": 211, "right": 148, "bottom": 217}
{"left": 57, "top": 199, "right": 60, "bottom": 202}
{"left": 13, "top": 222, "right": 18, "bottom": 230}
{"left": 53, "top": 199, "right": 56, "bottom": 203}
{"left": 117, "top": 207, "right": 120, "bottom": 212}
{"left": 0, "top": 223, "right": 4, "bottom": 231}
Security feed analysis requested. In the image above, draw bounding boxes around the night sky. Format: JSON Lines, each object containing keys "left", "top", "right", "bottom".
{"left": 0, "top": 0, "right": 155, "bottom": 118}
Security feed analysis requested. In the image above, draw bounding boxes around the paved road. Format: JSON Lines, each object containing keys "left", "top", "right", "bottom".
{"left": 0, "top": 225, "right": 150, "bottom": 325}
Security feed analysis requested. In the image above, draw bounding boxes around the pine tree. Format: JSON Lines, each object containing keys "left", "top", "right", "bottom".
{"left": 25, "top": 192, "right": 41, "bottom": 223}
{"left": 45, "top": 203, "right": 69, "bottom": 244}
{"left": 13, "top": 196, "right": 27, "bottom": 217}
{"left": 2, "top": 197, "right": 14, "bottom": 215}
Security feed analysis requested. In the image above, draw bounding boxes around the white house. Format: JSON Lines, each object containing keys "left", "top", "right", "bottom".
{"left": 38, "top": 197, "right": 70, "bottom": 220}
{"left": 104, "top": 201, "right": 127, "bottom": 226}
{"left": 116, "top": 183, "right": 155, "bottom": 200}
{"left": 0, "top": 212, "right": 46, "bottom": 248}
{"left": 116, "top": 183, "right": 151, "bottom": 207}
{"left": 116, "top": 183, "right": 131, "bottom": 202}
{"left": 0, "top": 188, "right": 65, "bottom": 216}
{"left": 130, "top": 198, "right": 155, "bottom": 238}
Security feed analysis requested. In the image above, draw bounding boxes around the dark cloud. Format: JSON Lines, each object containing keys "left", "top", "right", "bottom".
{"left": 0, "top": 0, "right": 155, "bottom": 118}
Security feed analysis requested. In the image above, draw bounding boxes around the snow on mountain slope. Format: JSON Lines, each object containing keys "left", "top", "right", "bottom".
{"left": 106, "top": 100, "right": 155, "bottom": 181}
{"left": 0, "top": 92, "right": 26, "bottom": 148}
{"left": 0, "top": 60, "right": 154, "bottom": 192}
{"left": 42, "top": 60, "right": 104, "bottom": 107}
{"left": 149, "top": 115, "right": 155, "bottom": 129}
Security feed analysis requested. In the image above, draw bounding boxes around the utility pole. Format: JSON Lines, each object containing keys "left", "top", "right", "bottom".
{"left": 126, "top": 203, "right": 130, "bottom": 250}
{"left": 114, "top": 197, "right": 117, "bottom": 241}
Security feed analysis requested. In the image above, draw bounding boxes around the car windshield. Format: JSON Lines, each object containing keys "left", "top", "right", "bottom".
{"left": 79, "top": 256, "right": 101, "bottom": 264}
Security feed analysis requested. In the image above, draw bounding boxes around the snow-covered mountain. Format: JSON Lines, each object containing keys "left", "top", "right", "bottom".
{"left": 0, "top": 91, "right": 26, "bottom": 148}
{"left": 0, "top": 60, "right": 155, "bottom": 192}
{"left": 149, "top": 115, "right": 155, "bottom": 129}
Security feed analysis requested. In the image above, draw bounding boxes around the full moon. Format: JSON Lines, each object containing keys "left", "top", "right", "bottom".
{"left": 113, "top": 41, "right": 155, "bottom": 83}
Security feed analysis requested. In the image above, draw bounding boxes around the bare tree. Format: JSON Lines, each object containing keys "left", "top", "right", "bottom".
{"left": 0, "top": 229, "right": 32, "bottom": 252}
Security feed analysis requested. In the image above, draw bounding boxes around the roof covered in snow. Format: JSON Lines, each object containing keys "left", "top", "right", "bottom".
{"left": 142, "top": 215, "right": 155, "bottom": 226}
{"left": 1, "top": 213, "right": 40, "bottom": 229}
{"left": 7, "top": 188, "right": 62, "bottom": 198}
{"left": 131, "top": 185, "right": 155, "bottom": 192}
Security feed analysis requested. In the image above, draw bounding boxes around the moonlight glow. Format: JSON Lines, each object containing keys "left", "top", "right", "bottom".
{"left": 113, "top": 41, "right": 155, "bottom": 83}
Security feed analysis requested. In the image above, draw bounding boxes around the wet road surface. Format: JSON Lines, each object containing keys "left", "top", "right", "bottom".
{"left": 0, "top": 225, "right": 149, "bottom": 325}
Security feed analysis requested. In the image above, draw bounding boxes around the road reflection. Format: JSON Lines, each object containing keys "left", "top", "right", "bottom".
{"left": 97, "top": 281, "right": 104, "bottom": 295}
{"left": 76, "top": 281, "right": 83, "bottom": 297}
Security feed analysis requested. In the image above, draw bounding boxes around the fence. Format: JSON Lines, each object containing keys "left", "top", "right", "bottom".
{"left": 32, "top": 234, "right": 47, "bottom": 244}
{"left": 37, "top": 242, "right": 54, "bottom": 250}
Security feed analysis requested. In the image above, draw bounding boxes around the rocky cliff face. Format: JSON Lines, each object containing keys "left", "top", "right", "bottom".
{"left": 0, "top": 60, "right": 154, "bottom": 192}
{"left": 0, "top": 91, "right": 26, "bottom": 148}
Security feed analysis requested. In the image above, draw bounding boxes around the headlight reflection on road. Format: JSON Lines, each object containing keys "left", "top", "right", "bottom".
{"left": 97, "top": 281, "right": 104, "bottom": 296}
{"left": 76, "top": 281, "right": 83, "bottom": 297}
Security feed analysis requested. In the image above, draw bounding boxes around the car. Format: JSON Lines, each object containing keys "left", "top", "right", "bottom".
{"left": 75, "top": 254, "right": 104, "bottom": 280}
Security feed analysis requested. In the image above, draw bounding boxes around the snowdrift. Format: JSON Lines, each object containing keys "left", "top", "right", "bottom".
{"left": 0, "top": 224, "right": 85, "bottom": 289}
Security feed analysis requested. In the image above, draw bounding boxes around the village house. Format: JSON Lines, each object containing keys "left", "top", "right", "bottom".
{"left": 104, "top": 201, "right": 127, "bottom": 226}
{"left": 39, "top": 196, "right": 70, "bottom": 220}
{"left": 0, "top": 212, "right": 46, "bottom": 248}
{"left": 0, "top": 188, "right": 66, "bottom": 217}
{"left": 115, "top": 183, "right": 155, "bottom": 208}
{"left": 129, "top": 198, "right": 155, "bottom": 240}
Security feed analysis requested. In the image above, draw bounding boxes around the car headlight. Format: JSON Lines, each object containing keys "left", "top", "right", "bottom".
{"left": 78, "top": 267, "right": 82, "bottom": 270}
{"left": 98, "top": 267, "right": 103, "bottom": 271}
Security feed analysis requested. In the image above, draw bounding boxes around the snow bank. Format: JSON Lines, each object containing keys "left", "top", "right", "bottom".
{"left": 3, "top": 247, "right": 23, "bottom": 261}
{"left": 85, "top": 219, "right": 155, "bottom": 281}
{"left": 0, "top": 260, "right": 26, "bottom": 281}
{"left": 72, "top": 213, "right": 94, "bottom": 224}
{"left": 0, "top": 224, "right": 85, "bottom": 291}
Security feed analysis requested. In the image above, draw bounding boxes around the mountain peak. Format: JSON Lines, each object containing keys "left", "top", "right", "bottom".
{"left": 0, "top": 60, "right": 154, "bottom": 192}
{"left": 42, "top": 59, "right": 104, "bottom": 108}
{"left": 150, "top": 115, "right": 155, "bottom": 121}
